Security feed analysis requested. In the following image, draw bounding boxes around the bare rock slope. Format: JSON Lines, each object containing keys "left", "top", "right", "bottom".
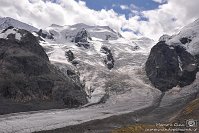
{"left": 0, "top": 27, "right": 87, "bottom": 114}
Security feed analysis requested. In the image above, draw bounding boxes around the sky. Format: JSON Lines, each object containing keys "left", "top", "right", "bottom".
{"left": 75, "top": 0, "right": 162, "bottom": 19}
{"left": 0, "top": 0, "right": 199, "bottom": 40}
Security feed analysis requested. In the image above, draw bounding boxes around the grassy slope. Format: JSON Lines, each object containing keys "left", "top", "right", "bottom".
{"left": 112, "top": 97, "right": 199, "bottom": 133}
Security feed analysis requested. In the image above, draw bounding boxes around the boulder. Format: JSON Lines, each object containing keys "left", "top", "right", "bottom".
{"left": 145, "top": 41, "right": 197, "bottom": 92}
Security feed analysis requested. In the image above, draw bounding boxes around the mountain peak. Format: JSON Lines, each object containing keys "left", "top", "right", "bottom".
{"left": 0, "top": 17, "right": 38, "bottom": 32}
{"left": 50, "top": 24, "right": 63, "bottom": 28}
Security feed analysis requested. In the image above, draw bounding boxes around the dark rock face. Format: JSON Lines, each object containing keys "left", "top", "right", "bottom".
{"left": 71, "top": 60, "right": 79, "bottom": 66}
{"left": 73, "top": 28, "right": 92, "bottom": 49}
{"left": 101, "top": 46, "right": 114, "bottom": 70}
{"left": 134, "top": 45, "right": 140, "bottom": 50}
{"left": 65, "top": 50, "right": 75, "bottom": 61}
{"left": 66, "top": 70, "right": 82, "bottom": 87}
{"left": 37, "top": 29, "right": 54, "bottom": 40}
{"left": 180, "top": 37, "right": 192, "bottom": 44}
{"left": 65, "top": 50, "right": 79, "bottom": 66}
{"left": 0, "top": 29, "right": 87, "bottom": 114}
{"left": 1, "top": 26, "right": 14, "bottom": 33}
{"left": 38, "top": 29, "right": 47, "bottom": 38}
{"left": 105, "top": 35, "right": 111, "bottom": 40}
{"left": 145, "top": 41, "right": 197, "bottom": 92}
{"left": 74, "top": 28, "right": 92, "bottom": 43}
{"left": 76, "top": 42, "right": 90, "bottom": 49}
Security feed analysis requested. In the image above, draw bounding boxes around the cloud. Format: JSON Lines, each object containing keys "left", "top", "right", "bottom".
{"left": 120, "top": 5, "right": 129, "bottom": 10}
{"left": 120, "top": 4, "right": 139, "bottom": 12}
{"left": 152, "top": 0, "right": 167, "bottom": 3}
{"left": 0, "top": 0, "right": 126, "bottom": 32}
{"left": 127, "top": 0, "right": 199, "bottom": 40}
{"left": 0, "top": 0, "right": 199, "bottom": 40}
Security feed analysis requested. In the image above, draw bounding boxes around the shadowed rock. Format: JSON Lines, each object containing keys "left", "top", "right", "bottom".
{"left": 37, "top": 29, "right": 54, "bottom": 39}
{"left": 73, "top": 28, "right": 92, "bottom": 49}
{"left": 0, "top": 28, "right": 87, "bottom": 114}
{"left": 74, "top": 28, "right": 92, "bottom": 43}
{"left": 145, "top": 41, "right": 197, "bottom": 92}
{"left": 65, "top": 50, "right": 75, "bottom": 61}
{"left": 180, "top": 37, "right": 192, "bottom": 44}
{"left": 101, "top": 46, "right": 115, "bottom": 70}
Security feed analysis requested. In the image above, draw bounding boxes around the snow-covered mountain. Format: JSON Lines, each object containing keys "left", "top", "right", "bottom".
{"left": 0, "top": 17, "right": 156, "bottom": 107}
{"left": 45, "top": 23, "right": 122, "bottom": 43}
{"left": 38, "top": 22, "right": 156, "bottom": 104}
{"left": 0, "top": 17, "right": 38, "bottom": 32}
{"left": 0, "top": 18, "right": 161, "bottom": 133}
{"left": 1, "top": 17, "right": 199, "bottom": 133}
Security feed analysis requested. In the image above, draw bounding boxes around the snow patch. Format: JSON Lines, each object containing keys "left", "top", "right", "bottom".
{"left": 32, "top": 32, "right": 38, "bottom": 37}
{"left": 92, "top": 41, "right": 103, "bottom": 52}
{"left": 15, "top": 32, "right": 22, "bottom": 40}
{"left": 0, "top": 28, "right": 22, "bottom": 41}
{"left": 178, "top": 56, "right": 183, "bottom": 71}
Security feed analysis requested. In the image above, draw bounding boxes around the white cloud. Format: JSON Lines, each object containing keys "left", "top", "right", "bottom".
{"left": 129, "top": 4, "right": 139, "bottom": 10}
{"left": 126, "top": 0, "right": 199, "bottom": 40}
{"left": 120, "top": 4, "right": 139, "bottom": 12}
{"left": 0, "top": 0, "right": 199, "bottom": 40}
{"left": 152, "top": 0, "right": 167, "bottom": 3}
{"left": 0, "top": 0, "right": 126, "bottom": 32}
{"left": 120, "top": 5, "right": 129, "bottom": 10}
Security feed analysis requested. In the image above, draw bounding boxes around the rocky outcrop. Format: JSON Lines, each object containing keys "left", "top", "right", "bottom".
{"left": 145, "top": 41, "right": 198, "bottom": 92}
{"left": 37, "top": 29, "right": 54, "bottom": 39}
{"left": 76, "top": 42, "right": 90, "bottom": 49}
{"left": 0, "top": 28, "right": 87, "bottom": 114}
{"left": 73, "top": 28, "right": 92, "bottom": 49}
{"left": 65, "top": 50, "right": 79, "bottom": 66}
{"left": 179, "top": 37, "right": 192, "bottom": 44}
{"left": 65, "top": 50, "right": 75, "bottom": 61}
{"left": 100, "top": 46, "right": 114, "bottom": 70}
{"left": 105, "top": 35, "right": 111, "bottom": 40}
{"left": 74, "top": 28, "right": 92, "bottom": 43}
